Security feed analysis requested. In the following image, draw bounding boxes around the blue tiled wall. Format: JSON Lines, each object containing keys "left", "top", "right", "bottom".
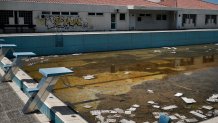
{"left": 1, "top": 30, "right": 218, "bottom": 56}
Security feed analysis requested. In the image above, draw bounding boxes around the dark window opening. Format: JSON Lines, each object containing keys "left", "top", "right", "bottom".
{"left": 88, "top": 13, "right": 95, "bottom": 16}
{"left": 0, "top": 10, "right": 13, "bottom": 25}
{"left": 42, "top": 11, "right": 50, "bottom": 15}
{"left": 182, "top": 14, "right": 196, "bottom": 26}
{"left": 139, "top": 14, "right": 145, "bottom": 16}
{"left": 156, "top": 15, "right": 161, "bottom": 20}
{"left": 52, "top": 12, "right": 60, "bottom": 15}
{"left": 205, "top": 15, "right": 217, "bottom": 24}
{"left": 162, "top": 15, "right": 167, "bottom": 20}
{"left": 70, "top": 12, "right": 78, "bottom": 15}
{"left": 137, "top": 17, "right": 142, "bottom": 21}
{"left": 96, "top": 13, "right": 104, "bottom": 16}
{"left": 61, "top": 12, "right": 69, "bottom": 15}
{"left": 19, "top": 11, "right": 33, "bottom": 25}
{"left": 146, "top": 14, "right": 151, "bottom": 17}
{"left": 120, "top": 13, "right": 126, "bottom": 20}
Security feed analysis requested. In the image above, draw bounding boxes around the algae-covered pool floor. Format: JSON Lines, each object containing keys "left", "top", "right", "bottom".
{"left": 23, "top": 44, "right": 218, "bottom": 123}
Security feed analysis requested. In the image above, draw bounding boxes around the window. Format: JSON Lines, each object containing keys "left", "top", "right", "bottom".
{"left": 205, "top": 15, "right": 217, "bottom": 24}
{"left": 120, "top": 13, "right": 126, "bottom": 20}
{"left": 88, "top": 13, "right": 95, "bottom": 16}
{"left": 156, "top": 15, "right": 162, "bottom": 20}
{"left": 146, "top": 14, "right": 151, "bottom": 17}
{"left": 19, "top": 11, "right": 33, "bottom": 25}
{"left": 42, "top": 11, "right": 50, "bottom": 15}
{"left": 96, "top": 13, "right": 104, "bottom": 16}
{"left": 70, "top": 12, "right": 78, "bottom": 15}
{"left": 52, "top": 12, "right": 60, "bottom": 15}
{"left": 61, "top": 12, "right": 69, "bottom": 15}
{"left": 182, "top": 14, "right": 196, "bottom": 26}
{"left": 139, "top": 14, "right": 145, "bottom": 16}
{"left": 156, "top": 14, "right": 167, "bottom": 20}
{"left": 137, "top": 17, "right": 142, "bottom": 22}
{"left": 0, "top": 10, "right": 13, "bottom": 25}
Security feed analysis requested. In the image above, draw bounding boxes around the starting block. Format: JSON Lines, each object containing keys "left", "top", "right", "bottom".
{"left": 0, "top": 52, "right": 36, "bottom": 82}
{"left": 23, "top": 67, "right": 73, "bottom": 114}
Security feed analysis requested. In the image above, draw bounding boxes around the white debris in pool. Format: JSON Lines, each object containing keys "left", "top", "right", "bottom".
{"left": 207, "top": 94, "right": 218, "bottom": 102}
{"left": 127, "top": 107, "right": 136, "bottom": 112}
{"left": 154, "top": 50, "right": 161, "bottom": 53}
{"left": 181, "top": 97, "right": 196, "bottom": 104}
{"left": 202, "top": 106, "right": 213, "bottom": 110}
{"left": 124, "top": 111, "right": 132, "bottom": 115}
{"left": 124, "top": 71, "right": 130, "bottom": 75}
{"left": 120, "top": 119, "right": 136, "bottom": 123}
{"left": 106, "top": 119, "right": 116, "bottom": 123}
{"left": 72, "top": 53, "right": 82, "bottom": 56}
{"left": 169, "top": 115, "right": 178, "bottom": 120}
{"left": 83, "top": 75, "right": 95, "bottom": 80}
{"left": 171, "top": 51, "right": 177, "bottom": 54}
{"left": 184, "top": 72, "right": 193, "bottom": 76}
{"left": 147, "top": 89, "right": 154, "bottom": 93}
{"left": 152, "top": 112, "right": 168, "bottom": 119}
{"left": 185, "top": 118, "right": 198, "bottom": 123}
{"left": 190, "top": 111, "right": 207, "bottom": 119}
{"left": 110, "top": 110, "right": 117, "bottom": 114}
{"left": 174, "top": 93, "right": 183, "bottom": 97}
{"left": 153, "top": 105, "right": 160, "bottom": 109}
{"left": 83, "top": 105, "right": 92, "bottom": 109}
{"left": 172, "top": 47, "right": 177, "bottom": 50}
{"left": 132, "top": 104, "right": 140, "bottom": 108}
{"left": 114, "top": 108, "right": 124, "bottom": 114}
{"left": 90, "top": 110, "right": 101, "bottom": 116}
{"left": 147, "top": 101, "right": 156, "bottom": 104}
{"left": 162, "top": 105, "right": 178, "bottom": 110}
{"left": 175, "top": 113, "right": 187, "bottom": 120}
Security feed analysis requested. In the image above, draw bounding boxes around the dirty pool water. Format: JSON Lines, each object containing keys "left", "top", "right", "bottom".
{"left": 23, "top": 43, "right": 218, "bottom": 123}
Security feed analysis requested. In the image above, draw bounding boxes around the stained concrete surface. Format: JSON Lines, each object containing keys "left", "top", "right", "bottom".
{"left": 0, "top": 82, "right": 41, "bottom": 123}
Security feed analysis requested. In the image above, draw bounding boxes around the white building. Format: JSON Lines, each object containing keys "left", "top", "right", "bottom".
{"left": 0, "top": 0, "right": 218, "bottom": 33}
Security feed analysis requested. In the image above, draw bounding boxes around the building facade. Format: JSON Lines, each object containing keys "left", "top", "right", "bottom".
{"left": 1, "top": 0, "right": 218, "bottom": 33}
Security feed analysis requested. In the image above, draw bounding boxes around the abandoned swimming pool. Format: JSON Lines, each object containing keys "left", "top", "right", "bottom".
{"left": 21, "top": 43, "right": 218, "bottom": 123}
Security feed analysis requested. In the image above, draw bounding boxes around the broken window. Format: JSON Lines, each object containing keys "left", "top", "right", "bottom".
{"left": 182, "top": 14, "right": 196, "bottom": 26}
{"left": 120, "top": 13, "right": 126, "bottom": 20}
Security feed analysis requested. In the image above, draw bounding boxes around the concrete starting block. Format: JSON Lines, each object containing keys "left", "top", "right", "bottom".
{"left": 0, "top": 52, "right": 36, "bottom": 82}
{"left": 23, "top": 67, "right": 73, "bottom": 114}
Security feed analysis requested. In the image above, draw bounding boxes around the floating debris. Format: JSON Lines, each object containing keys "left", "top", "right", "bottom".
{"left": 169, "top": 115, "right": 178, "bottom": 120}
{"left": 202, "top": 106, "right": 213, "bottom": 110}
{"left": 207, "top": 94, "right": 218, "bottom": 102}
{"left": 83, "top": 105, "right": 92, "bottom": 109}
{"left": 127, "top": 107, "right": 136, "bottom": 112}
{"left": 72, "top": 53, "right": 82, "bottom": 56}
{"left": 132, "top": 104, "right": 140, "bottom": 108}
{"left": 124, "top": 111, "right": 132, "bottom": 115}
{"left": 83, "top": 75, "right": 95, "bottom": 80}
{"left": 147, "top": 101, "right": 156, "bottom": 105}
{"left": 174, "top": 113, "right": 187, "bottom": 120}
{"left": 213, "top": 110, "right": 218, "bottom": 116}
{"left": 90, "top": 110, "right": 101, "bottom": 116}
{"left": 120, "top": 119, "right": 136, "bottom": 123}
{"left": 174, "top": 93, "right": 183, "bottom": 97}
{"left": 153, "top": 105, "right": 160, "bottom": 109}
{"left": 215, "top": 43, "right": 218, "bottom": 46}
{"left": 154, "top": 50, "right": 161, "bottom": 53}
{"left": 181, "top": 97, "right": 196, "bottom": 104}
{"left": 190, "top": 111, "right": 207, "bottom": 119}
{"left": 162, "top": 105, "right": 178, "bottom": 110}
{"left": 114, "top": 108, "right": 124, "bottom": 114}
{"left": 185, "top": 118, "right": 198, "bottom": 123}
{"left": 124, "top": 71, "right": 130, "bottom": 75}
{"left": 184, "top": 72, "right": 193, "bottom": 76}
{"left": 172, "top": 47, "right": 177, "bottom": 50}
{"left": 147, "top": 89, "right": 154, "bottom": 93}
{"left": 152, "top": 112, "right": 168, "bottom": 119}
{"left": 106, "top": 118, "right": 116, "bottom": 123}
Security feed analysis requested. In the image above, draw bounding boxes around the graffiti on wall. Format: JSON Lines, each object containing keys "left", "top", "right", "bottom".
{"left": 42, "top": 15, "right": 89, "bottom": 30}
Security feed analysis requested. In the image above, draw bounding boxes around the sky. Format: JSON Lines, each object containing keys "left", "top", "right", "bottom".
{"left": 204, "top": 0, "right": 218, "bottom": 4}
